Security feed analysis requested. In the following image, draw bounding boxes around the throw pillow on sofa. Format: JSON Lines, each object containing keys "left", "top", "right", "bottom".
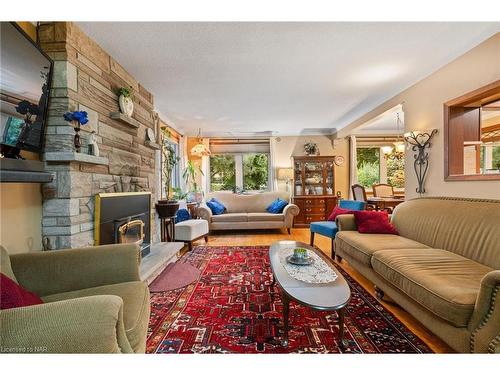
{"left": 0, "top": 273, "right": 43, "bottom": 310}
{"left": 206, "top": 198, "right": 226, "bottom": 215}
{"left": 266, "top": 198, "right": 288, "bottom": 214}
{"left": 353, "top": 210, "right": 398, "bottom": 235}
{"left": 327, "top": 206, "right": 356, "bottom": 221}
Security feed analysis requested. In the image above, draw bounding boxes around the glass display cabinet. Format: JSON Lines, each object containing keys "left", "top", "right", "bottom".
{"left": 292, "top": 156, "right": 337, "bottom": 227}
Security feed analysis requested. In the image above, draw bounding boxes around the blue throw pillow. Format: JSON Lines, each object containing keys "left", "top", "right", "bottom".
{"left": 206, "top": 198, "right": 225, "bottom": 215}
{"left": 175, "top": 208, "right": 191, "bottom": 223}
{"left": 266, "top": 198, "right": 288, "bottom": 214}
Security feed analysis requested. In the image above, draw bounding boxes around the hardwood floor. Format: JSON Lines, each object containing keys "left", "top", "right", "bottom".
{"left": 186, "top": 227, "right": 454, "bottom": 353}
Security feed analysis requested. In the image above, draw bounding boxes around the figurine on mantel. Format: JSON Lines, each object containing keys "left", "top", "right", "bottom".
{"left": 88, "top": 131, "right": 99, "bottom": 157}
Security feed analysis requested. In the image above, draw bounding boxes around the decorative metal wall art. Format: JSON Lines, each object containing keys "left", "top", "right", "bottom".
{"left": 404, "top": 129, "right": 438, "bottom": 195}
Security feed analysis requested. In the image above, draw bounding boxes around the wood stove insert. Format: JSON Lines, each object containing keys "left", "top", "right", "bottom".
{"left": 94, "top": 192, "right": 152, "bottom": 258}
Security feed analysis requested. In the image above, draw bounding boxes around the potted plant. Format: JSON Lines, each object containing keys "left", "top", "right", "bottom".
{"left": 116, "top": 87, "right": 134, "bottom": 117}
{"left": 172, "top": 187, "right": 188, "bottom": 201}
{"left": 155, "top": 129, "right": 180, "bottom": 218}
{"left": 182, "top": 160, "right": 204, "bottom": 203}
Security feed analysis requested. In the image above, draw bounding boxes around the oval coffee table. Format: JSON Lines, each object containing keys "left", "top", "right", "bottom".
{"left": 269, "top": 240, "right": 351, "bottom": 349}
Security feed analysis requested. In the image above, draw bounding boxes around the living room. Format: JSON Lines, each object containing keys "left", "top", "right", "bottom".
{"left": 1, "top": 1, "right": 499, "bottom": 374}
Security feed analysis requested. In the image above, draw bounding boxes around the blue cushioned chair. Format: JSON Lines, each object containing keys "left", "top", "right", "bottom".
{"left": 309, "top": 199, "right": 365, "bottom": 258}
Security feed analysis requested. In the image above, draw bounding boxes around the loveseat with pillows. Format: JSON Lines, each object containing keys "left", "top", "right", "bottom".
{"left": 197, "top": 191, "right": 299, "bottom": 232}
{"left": 334, "top": 197, "right": 500, "bottom": 353}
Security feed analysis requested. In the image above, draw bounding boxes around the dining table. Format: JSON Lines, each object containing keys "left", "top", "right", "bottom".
{"left": 366, "top": 196, "right": 405, "bottom": 211}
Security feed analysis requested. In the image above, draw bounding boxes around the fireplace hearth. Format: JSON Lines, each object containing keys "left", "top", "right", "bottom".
{"left": 95, "top": 192, "right": 152, "bottom": 258}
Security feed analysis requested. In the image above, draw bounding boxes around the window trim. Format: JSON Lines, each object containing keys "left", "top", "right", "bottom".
{"left": 208, "top": 152, "right": 271, "bottom": 192}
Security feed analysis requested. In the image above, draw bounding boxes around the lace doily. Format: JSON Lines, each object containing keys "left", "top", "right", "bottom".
{"left": 278, "top": 247, "right": 338, "bottom": 284}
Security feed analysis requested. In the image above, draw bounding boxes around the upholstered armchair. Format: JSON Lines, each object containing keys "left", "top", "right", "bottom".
{"left": 0, "top": 244, "right": 150, "bottom": 353}
{"left": 309, "top": 199, "right": 365, "bottom": 258}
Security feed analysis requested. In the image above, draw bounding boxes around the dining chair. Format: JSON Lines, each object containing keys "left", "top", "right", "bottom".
{"left": 351, "top": 184, "right": 375, "bottom": 210}
{"left": 309, "top": 199, "right": 365, "bottom": 259}
{"left": 372, "top": 183, "right": 394, "bottom": 198}
{"left": 352, "top": 184, "right": 368, "bottom": 202}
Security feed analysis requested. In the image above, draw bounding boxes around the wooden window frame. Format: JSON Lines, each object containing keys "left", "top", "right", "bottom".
{"left": 444, "top": 80, "right": 500, "bottom": 181}
{"left": 207, "top": 152, "right": 271, "bottom": 192}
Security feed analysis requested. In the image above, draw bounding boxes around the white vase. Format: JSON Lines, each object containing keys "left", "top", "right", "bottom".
{"left": 119, "top": 95, "right": 134, "bottom": 117}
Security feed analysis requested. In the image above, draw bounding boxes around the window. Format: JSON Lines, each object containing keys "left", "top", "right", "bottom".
{"left": 209, "top": 155, "right": 236, "bottom": 191}
{"left": 209, "top": 153, "right": 270, "bottom": 192}
{"left": 356, "top": 146, "right": 405, "bottom": 189}
{"left": 161, "top": 140, "right": 180, "bottom": 198}
{"left": 169, "top": 141, "right": 180, "bottom": 189}
{"left": 356, "top": 147, "right": 380, "bottom": 188}
{"left": 386, "top": 157, "right": 405, "bottom": 188}
{"left": 480, "top": 145, "right": 500, "bottom": 173}
{"left": 243, "top": 153, "right": 269, "bottom": 190}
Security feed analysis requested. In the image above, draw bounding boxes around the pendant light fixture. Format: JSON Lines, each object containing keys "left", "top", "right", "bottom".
{"left": 383, "top": 112, "right": 405, "bottom": 160}
{"left": 190, "top": 128, "right": 211, "bottom": 156}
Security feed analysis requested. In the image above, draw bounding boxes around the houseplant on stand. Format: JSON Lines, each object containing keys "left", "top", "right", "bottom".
{"left": 183, "top": 159, "right": 204, "bottom": 203}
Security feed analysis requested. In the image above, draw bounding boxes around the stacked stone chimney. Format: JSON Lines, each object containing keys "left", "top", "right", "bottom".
{"left": 39, "top": 22, "right": 160, "bottom": 249}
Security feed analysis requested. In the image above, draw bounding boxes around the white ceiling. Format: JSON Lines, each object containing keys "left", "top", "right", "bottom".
{"left": 352, "top": 104, "right": 404, "bottom": 135}
{"left": 78, "top": 22, "right": 499, "bottom": 137}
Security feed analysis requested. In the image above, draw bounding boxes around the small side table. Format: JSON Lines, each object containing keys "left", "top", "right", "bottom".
{"left": 160, "top": 215, "right": 177, "bottom": 242}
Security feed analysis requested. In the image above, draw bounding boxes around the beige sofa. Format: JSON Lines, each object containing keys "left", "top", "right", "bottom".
{"left": 0, "top": 244, "right": 149, "bottom": 353}
{"left": 334, "top": 197, "right": 500, "bottom": 353}
{"left": 197, "top": 191, "right": 299, "bottom": 232}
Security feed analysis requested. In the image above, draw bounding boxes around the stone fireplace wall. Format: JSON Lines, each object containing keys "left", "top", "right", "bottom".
{"left": 39, "top": 22, "right": 159, "bottom": 249}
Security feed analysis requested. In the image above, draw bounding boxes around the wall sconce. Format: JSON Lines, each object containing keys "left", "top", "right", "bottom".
{"left": 404, "top": 129, "right": 438, "bottom": 194}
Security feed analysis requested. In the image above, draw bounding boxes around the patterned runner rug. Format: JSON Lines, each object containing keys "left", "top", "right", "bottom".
{"left": 147, "top": 246, "right": 432, "bottom": 353}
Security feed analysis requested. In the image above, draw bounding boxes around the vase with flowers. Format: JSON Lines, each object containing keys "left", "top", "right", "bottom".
{"left": 63, "top": 111, "right": 89, "bottom": 153}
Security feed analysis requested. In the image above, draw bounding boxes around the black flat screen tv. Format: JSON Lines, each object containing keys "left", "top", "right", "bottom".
{"left": 0, "top": 22, "right": 53, "bottom": 157}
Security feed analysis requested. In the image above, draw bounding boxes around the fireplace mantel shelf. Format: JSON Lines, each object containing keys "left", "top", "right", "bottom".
{"left": 109, "top": 112, "right": 141, "bottom": 128}
{"left": 43, "top": 152, "right": 109, "bottom": 165}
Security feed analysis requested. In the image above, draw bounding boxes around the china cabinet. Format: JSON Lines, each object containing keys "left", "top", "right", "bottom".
{"left": 292, "top": 156, "right": 337, "bottom": 227}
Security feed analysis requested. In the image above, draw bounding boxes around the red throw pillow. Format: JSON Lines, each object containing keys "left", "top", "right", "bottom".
{"left": 353, "top": 210, "right": 399, "bottom": 235}
{"left": 0, "top": 273, "right": 43, "bottom": 310}
{"left": 327, "top": 206, "right": 356, "bottom": 221}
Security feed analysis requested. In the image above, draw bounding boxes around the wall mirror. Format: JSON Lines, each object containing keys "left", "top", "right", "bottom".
{"left": 444, "top": 80, "right": 500, "bottom": 181}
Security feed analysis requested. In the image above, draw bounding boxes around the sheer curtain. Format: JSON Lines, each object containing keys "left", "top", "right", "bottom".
{"left": 349, "top": 135, "right": 358, "bottom": 199}
{"left": 269, "top": 137, "right": 278, "bottom": 191}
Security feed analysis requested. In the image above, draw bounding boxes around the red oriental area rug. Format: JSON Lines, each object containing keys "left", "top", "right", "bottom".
{"left": 146, "top": 246, "right": 432, "bottom": 354}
